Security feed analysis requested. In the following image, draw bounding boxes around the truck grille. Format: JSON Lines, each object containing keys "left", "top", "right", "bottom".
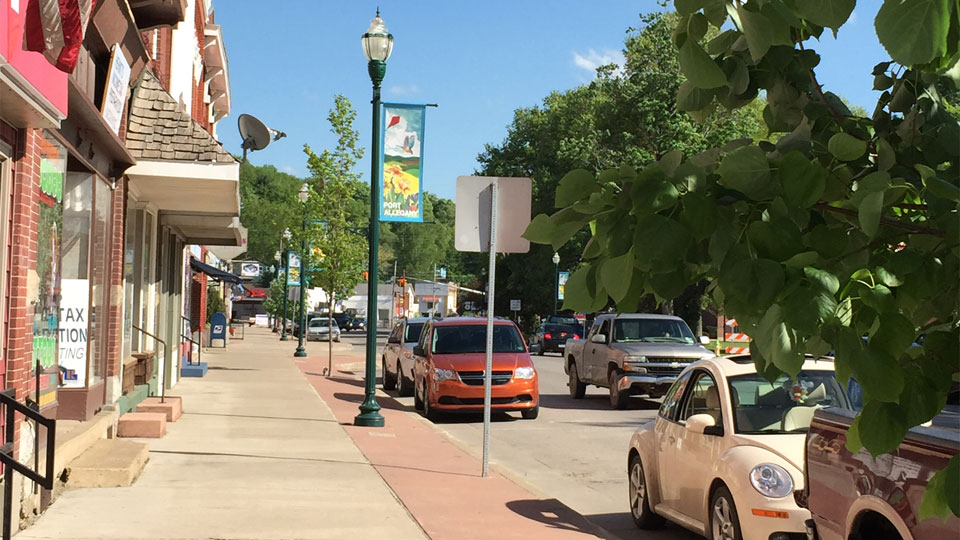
{"left": 457, "top": 371, "right": 513, "bottom": 385}
{"left": 643, "top": 359, "right": 697, "bottom": 376}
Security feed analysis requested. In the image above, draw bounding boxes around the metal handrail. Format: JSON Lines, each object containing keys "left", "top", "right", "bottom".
{"left": 180, "top": 315, "right": 201, "bottom": 367}
{"left": 0, "top": 389, "right": 55, "bottom": 540}
{"left": 132, "top": 325, "right": 167, "bottom": 404}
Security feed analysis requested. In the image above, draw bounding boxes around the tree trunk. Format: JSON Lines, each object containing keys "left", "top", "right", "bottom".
{"left": 327, "top": 292, "right": 335, "bottom": 377}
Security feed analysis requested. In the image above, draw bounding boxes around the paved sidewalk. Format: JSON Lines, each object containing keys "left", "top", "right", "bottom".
{"left": 17, "top": 328, "right": 426, "bottom": 540}
{"left": 297, "top": 346, "right": 610, "bottom": 540}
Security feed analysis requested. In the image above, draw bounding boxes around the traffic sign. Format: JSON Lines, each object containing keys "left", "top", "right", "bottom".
{"left": 510, "top": 299, "right": 521, "bottom": 311}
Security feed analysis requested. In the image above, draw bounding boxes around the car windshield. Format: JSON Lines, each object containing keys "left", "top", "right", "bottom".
{"left": 613, "top": 319, "right": 695, "bottom": 343}
{"left": 404, "top": 323, "right": 424, "bottom": 343}
{"left": 544, "top": 324, "right": 576, "bottom": 335}
{"left": 309, "top": 320, "right": 328, "bottom": 327}
{"left": 548, "top": 316, "right": 578, "bottom": 326}
{"left": 728, "top": 370, "right": 848, "bottom": 434}
{"left": 432, "top": 324, "right": 526, "bottom": 354}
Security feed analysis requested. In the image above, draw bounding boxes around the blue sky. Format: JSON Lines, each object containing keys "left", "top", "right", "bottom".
{"left": 216, "top": 1, "right": 889, "bottom": 202}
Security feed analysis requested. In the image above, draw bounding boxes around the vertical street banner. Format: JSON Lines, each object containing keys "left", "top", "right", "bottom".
{"left": 380, "top": 103, "right": 425, "bottom": 222}
{"left": 558, "top": 271, "right": 570, "bottom": 301}
{"left": 287, "top": 252, "right": 301, "bottom": 286}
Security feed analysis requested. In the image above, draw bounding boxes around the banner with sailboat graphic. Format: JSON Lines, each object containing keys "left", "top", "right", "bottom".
{"left": 380, "top": 103, "right": 426, "bottom": 222}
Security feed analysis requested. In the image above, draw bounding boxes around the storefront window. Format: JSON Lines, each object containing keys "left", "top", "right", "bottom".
{"left": 90, "top": 177, "right": 111, "bottom": 384}
{"left": 34, "top": 134, "right": 65, "bottom": 404}
{"left": 60, "top": 171, "right": 92, "bottom": 387}
{"left": 122, "top": 203, "right": 138, "bottom": 360}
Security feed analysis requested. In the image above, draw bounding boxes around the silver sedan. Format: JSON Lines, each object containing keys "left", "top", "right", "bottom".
{"left": 306, "top": 318, "right": 341, "bottom": 342}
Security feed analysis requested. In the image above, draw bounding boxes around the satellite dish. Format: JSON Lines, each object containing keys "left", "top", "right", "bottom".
{"left": 238, "top": 114, "right": 286, "bottom": 161}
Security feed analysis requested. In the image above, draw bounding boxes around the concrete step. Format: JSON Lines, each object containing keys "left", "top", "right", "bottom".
{"left": 136, "top": 396, "right": 183, "bottom": 422}
{"left": 66, "top": 439, "right": 149, "bottom": 488}
{"left": 117, "top": 412, "right": 166, "bottom": 438}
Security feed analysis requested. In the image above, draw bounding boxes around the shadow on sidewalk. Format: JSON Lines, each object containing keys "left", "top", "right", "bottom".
{"left": 184, "top": 411, "right": 339, "bottom": 423}
{"left": 506, "top": 498, "right": 610, "bottom": 538}
{"left": 333, "top": 392, "right": 411, "bottom": 412}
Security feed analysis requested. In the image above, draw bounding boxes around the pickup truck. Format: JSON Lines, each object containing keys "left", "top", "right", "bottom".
{"left": 563, "top": 313, "right": 715, "bottom": 409}
{"left": 802, "top": 407, "right": 960, "bottom": 540}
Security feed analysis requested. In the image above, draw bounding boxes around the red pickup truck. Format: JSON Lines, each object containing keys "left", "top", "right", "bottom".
{"left": 802, "top": 407, "right": 960, "bottom": 540}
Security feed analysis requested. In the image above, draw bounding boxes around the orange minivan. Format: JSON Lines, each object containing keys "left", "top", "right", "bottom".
{"left": 412, "top": 317, "right": 539, "bottom": 420}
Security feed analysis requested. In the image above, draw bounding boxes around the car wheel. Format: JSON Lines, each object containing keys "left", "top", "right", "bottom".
{"left": 413, "top": 378, "right": 424, "bottom": 410}
{"left": 382, "top": 358, "right": 396, "bottom": 391}
{"left": 710, "top": 486, "right": 743, "bottom": 540}
{"left": 609, "top": 369, "right": 630, "bottom": 410}
{"left": 629, "top": 454, "right": 665, "bottom": 530}
{"left": 397, "top": 363, "right": 413, "bottom": 397}
{"left": 521, "top": 405, "right": 539, "bottom": 419}
{"left": 568, "top": 362, "right": 586, "bottom": 399}
{"left": 422, "top": 385, "right": 440, "bottom": 422}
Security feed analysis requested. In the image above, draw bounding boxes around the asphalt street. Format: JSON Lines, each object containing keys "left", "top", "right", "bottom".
{"left": 336, "top": 329, "right": 699, "bottom": 540}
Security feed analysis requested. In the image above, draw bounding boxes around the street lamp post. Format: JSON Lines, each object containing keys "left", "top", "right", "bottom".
{"left": 354, "top": 10, "right": 392, "bottom": 428}
{"left": 280, "top": 229, "right": 292, "bottom": 341}
{"left": 552, "top": 252, "right": 560, "bottom": 315}
{"left": 294, "top": 184, "right": 309, "bottom": 358}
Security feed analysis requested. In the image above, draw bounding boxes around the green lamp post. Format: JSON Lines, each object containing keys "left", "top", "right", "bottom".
{"left": 354, "top": 9, "right": 392, "bottom": 428}
{"left": 280, "top": 227, "right": 292, "bottom": 341}
{"left": 294, "top": 183, "right": 309, "bottom": 358}
{"left": 552, "top": 252, "right": 560, "bottom": 315}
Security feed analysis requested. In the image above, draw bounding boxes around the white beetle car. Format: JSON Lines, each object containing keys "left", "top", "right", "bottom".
{"left": 627, "top": 355, "right": 849, "bottom": 540}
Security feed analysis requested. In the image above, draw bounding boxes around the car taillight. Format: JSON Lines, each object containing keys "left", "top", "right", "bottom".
{"left": 573, "top": 334, "right": 580, "bottom": 339}
{"left": 544, "top": 333, "right": 552, "bottom": 339}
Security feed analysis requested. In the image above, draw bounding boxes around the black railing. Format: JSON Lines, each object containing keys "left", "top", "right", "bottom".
{"left": 180, "top": 316, "right": 201, "bottom": 366}
{"left": 132, "top": 325, "right": 167, "bottom": 404}
{"left": 0, "top": 389, "right": 55, "bottom": 540}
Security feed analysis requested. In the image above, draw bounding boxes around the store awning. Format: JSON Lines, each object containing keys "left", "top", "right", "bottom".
{"left": 190, "top": 257, "right": 241, "bottom": 284}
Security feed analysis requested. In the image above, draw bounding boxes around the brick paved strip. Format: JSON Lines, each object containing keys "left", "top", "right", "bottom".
{"left": 296, "top": 352, "right": 607, "bottom": 540}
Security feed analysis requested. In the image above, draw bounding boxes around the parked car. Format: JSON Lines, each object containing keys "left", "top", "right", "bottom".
{"left": 627, "top": 355, "right": 847, "bottom": 540}
{"left": 801, "top": 406, "right": 960, "bottom": 540}
{"left": 382, "top": 317, "right": 427, "bottom": 397}
{"left": 564, "top": 313, "right": 715, "bottom": 409}
{"left": 306, "top": 318, "right": 341, "bottom": 342}
{"left": 529, "top": 323, "right": 581, "bottom": 355}
{"left": 320, "top": 312, "right": 353, "bottom": 332}
{"left": 350, "top": 317, "right": 366, "bottom": 332}
{"left": 411, "top": 317, "right": 539, "bottom": 421}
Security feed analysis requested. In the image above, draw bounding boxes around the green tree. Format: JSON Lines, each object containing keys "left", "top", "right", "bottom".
{"left": 239, "top": 161, "right": 302, "bottom": 263}
{"left": 300, "top": 95, "right": 368, "bottom": 373}
{"left": 475, "top": 11, "right": 765, "bottom": 330}
{"left": 526, "top": 0, "right": 959, "bottom": 517}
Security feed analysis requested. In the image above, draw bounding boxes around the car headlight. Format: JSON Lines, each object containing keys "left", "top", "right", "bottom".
{"left": 433, "top": 368, "right": 457, "bottom": 381}
{"left": 623, "top": 356, "right": 647, "bottom": 373}
{"left": 749, "top": 464, "right": 794, "bottom": 498}
{"left": 514, "top": 366, "right": 536, "bottom": 379}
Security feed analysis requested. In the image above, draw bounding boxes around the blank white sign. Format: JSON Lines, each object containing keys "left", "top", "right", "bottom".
{"left": 455, "top": 176, "right": 531, "bottom": 254}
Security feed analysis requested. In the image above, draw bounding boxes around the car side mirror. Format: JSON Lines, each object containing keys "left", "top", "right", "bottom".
{"left": 700, "top": 335, "right": 710, "bottom": 345}
{"left": 686, "top": 413, "right": 722, "bottom": 436}
{"left": 591, "top": 334, "right": 607, "bottom": 344}
{"left": 413, "top": 345, "right": 425, "bottom": 356}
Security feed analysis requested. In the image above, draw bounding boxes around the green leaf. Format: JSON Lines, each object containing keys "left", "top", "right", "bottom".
{"left": 779, "top": 151, "right": 826, "bottom": 208}
{"left": 718, "top": 258, "right": 785, "bottom": 317}
{"left": 804, "top": 267, "right": 840, "bottom": 295}
{"left": 677, "top": 81, "right": 715, "bottom": 111}
{"left": 674, "top": 0, "right": 711, "bottom": 15}
{"left": 681, "top": 193, "right": 717, "bottom": 241}
{"left": 633, "top": 215, "right": 692, "bottom": 267}
{"left": 601, "top": 249, "right": 634, "bottom": 303}
{"left": 794, "top": 0, "right": 855, "bottom": 29}
{"left": 875, "top": 266, "right": 904, "bottom": 287}
{"left": 678, "top": 36, "right": 728, "bottom": 89}
{"left": 737, "top": 5, "right": 792, "bottom": 61}
{"left": 899, "top": 366, "right": 946, "bottom": 427}
{"left": 844, "top": 416, "right": 863, "bottom": 453}
{"left": 875, "top": 0, "right": 951, "bottom": 66}
{"left": 873, "top": 72, "right": 894, "bottom": 90}
{"left": 632, "top": 177, "right": 679, "bottom": 215}
{"left": 755, "top": 304, "right": 804, "bottom": 376}
{"left": 717, "top": 146, "right": 776, "bottom": 200}
{"left": 858, "top": 190, "right": 885, "bottom": 238}
{"left": 919, "top": 456, "right": 960, "bottom": 520}
{"left": 860, "top": 283, "right": 895, "bottom": 314}
{"left": 857, "top": 401, "right": 908, "bottom": 456}
{"left": 707, "top": 29, "right": 740, "bottom": 55}
{"left": 561, "top": 264, "right": 597, "bottom": 312}
{"left": 918, "top": 165, "right": 960, "bottom": 202}
{"left": 549, "top": 208, "right": 592, "bottom": 251}
{"left": 827, "top": 133, "right": 867, "bottom": 161}
{"left": 785, "top": 251, "right": 820, "bottom": 268}
{"left": 649, "top": 271, "right": 690, "bottom": 300}
{"left": 870, "top": 313, "right": 916, "bottom": 357}
{"left": 522, "top": 214, "right": 554, "bottom": 244}
{"left": 555, "top": 169, "right": 598, "bottom": 207}
{"left": 851, "top": 344, "right": 905, "bottom": 403}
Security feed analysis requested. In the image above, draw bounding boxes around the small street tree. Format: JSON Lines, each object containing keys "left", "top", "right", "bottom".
{"left": 525, "top": 1, "right": 959, "bottom": 517}
{"left": 299, "top": 94, "right": 367, "bottom": 374}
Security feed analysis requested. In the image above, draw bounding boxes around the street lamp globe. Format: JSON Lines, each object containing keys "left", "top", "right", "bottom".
{"left": 283, "top": 228, "right": 292, "bottom": 240}
{"left": 274, "top": 251, "right": 281, "bottom": 262}
{"left": 552, "top": 252, "right": 560, "bottom": 265}
{"left": 298, "top": 182, "right": 309, "bottom": 203}
{"left": 361, "top": 9, "right": 394, "bottom": 62}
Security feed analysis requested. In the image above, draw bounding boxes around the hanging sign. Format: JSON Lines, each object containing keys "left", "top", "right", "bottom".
{"left": 59, "top": 278, "right": 89, "bottom": 388}
{"left": 287, "top": 252, "right": 301, "bottom": 286}
{"left": 380, "top": 103, "right": 426, "bottom": 222}
{"left": 558, "top": 271, "right": 570, "bottom": 301}
{"left": 100, "top": 45, "right": 131, "bottom": 135}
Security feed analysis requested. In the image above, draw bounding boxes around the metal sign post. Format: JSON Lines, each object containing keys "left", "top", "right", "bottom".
{"left": 482, "top": 182, "right": 498, "bottom": 478}
{"left": 510, "top": 299, "right": 521, "bottom": 324}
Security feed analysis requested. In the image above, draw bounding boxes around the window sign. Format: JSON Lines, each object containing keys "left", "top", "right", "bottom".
{"left": 59, "top": 278, "right": 89, "bottom": 387}
{"left": 35, "top": 132, "right": 65, "bottom": 402}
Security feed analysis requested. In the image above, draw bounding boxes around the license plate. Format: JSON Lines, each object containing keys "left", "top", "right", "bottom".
{"left": 558, "top": 343, "right": 565, "bottom": 348}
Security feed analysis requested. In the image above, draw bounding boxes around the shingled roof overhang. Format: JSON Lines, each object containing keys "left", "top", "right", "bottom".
{"left": 124, "top": 69, "right": 242, "bottom": 245}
